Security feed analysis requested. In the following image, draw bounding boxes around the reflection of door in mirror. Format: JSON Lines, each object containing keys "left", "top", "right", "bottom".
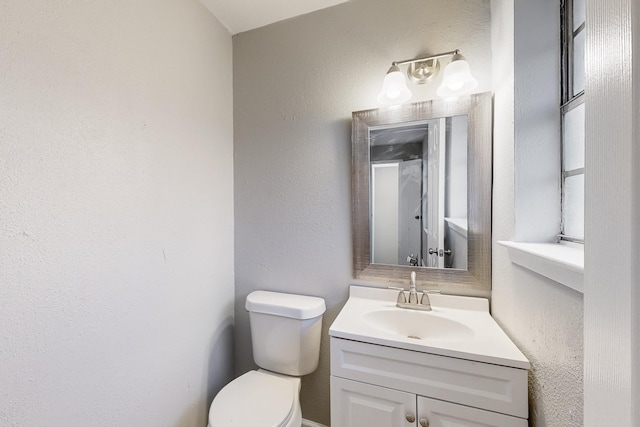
{"left": 398, "top": 159, "right": 422, "bottom": 265}
{"left": 423, "top": 118, "right": 446, "bottom": 268}
{"left": 444, "top": 116, "right": 468, "bottom": 269}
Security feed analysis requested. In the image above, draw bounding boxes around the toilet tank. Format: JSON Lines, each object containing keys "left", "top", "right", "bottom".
{"left": 246, "top": 291, "right": 326, "bottom": 376}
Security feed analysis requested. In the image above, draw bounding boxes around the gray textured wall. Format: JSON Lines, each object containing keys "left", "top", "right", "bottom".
{"left": 0, "top": 1, "right": 235, "bottom": 425}
{"left": 232, "top": 0, "right": 492, "bottom": 424}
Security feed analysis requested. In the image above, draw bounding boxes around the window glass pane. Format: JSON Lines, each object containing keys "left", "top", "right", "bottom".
{"left": 573, "top": 0, "right": 586, "bottom": 30}
{"left": 573, "top": 30, "right": 585, "bottom": 95}
{"left": 563, "top": 103, "right": 585, "bottom": 170}
{"left": 563, "top": 174, "right": 584, "bottom": 239}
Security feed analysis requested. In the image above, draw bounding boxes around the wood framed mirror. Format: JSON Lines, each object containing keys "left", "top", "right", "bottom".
{"left": 352, "top": 92, "right": 492, "bottom": 292}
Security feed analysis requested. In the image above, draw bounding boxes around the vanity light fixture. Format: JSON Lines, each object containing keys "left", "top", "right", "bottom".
{"left": 377, "top": 49, "right": 478, "bottom": 105}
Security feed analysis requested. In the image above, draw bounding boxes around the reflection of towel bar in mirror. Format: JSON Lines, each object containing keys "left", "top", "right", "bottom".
{"left": 352, "top": 93, "right": 492, "bottom": 292}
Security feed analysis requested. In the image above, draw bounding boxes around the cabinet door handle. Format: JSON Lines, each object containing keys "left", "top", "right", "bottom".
{"left": 406, "top": 413, "right": 416, "bottom": 423}
{"left": 419, "top": 418, "right": 429, "bottom": 427}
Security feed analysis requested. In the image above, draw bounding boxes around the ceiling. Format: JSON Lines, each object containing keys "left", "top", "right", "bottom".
{"left": 199, "top": 0, "right": 349, "bottom": 35}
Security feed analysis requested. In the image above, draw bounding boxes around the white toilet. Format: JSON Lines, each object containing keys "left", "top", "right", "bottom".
{"left": 208, "top": 290, "right": 326, "bottom": 427}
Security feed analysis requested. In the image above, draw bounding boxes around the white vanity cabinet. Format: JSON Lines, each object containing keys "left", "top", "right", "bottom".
{"left": 330, "top": 338, "right": 528, "bottom": 427}
{"left": 417, "top": 396, "right": 525, "bottom": 427}
{"left": 328, "top": 286, "right": 530, "bottom": 427}
{"left": 331, "top": 376, "right": 415, "bottom": 427}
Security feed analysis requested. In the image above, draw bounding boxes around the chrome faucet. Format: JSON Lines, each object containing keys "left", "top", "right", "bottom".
{"left": 408, "top": 271, "right": 419, "bottom": 304}
{"left": 388, "top": 271, "right": 436, "bottom": 311}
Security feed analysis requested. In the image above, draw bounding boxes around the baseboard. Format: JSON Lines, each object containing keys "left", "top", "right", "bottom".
{"left": 302, "top": 419, "right": 329, "bottom": 427}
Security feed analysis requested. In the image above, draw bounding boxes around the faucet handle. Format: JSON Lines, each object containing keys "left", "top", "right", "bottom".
{"left": 419, "top": 291, "right": 433, "bottom": 309}
{"left": 387, "top": 286, "right": 407, "bottom": 303}
{"left": 420, "top": 290, "right": 440, "bottom": 305}
{"left": 397, "top": 291, "right": 407, "bottom": 304}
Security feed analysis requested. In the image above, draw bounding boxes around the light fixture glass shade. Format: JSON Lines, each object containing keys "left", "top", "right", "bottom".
{"left": 377, "top": 65, "right": 412, "bottom": 105}
{"left": 436, "top": 53, "right": 478, "bottom": 97}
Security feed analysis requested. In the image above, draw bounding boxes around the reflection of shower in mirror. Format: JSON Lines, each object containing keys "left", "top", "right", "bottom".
{"left": 369, "top": 116, "right": 468, "bottom": 270}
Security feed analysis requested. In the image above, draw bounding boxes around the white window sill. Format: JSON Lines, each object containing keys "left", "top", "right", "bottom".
{"left": 497, "top": 241, "right": 584, "bottom": 293}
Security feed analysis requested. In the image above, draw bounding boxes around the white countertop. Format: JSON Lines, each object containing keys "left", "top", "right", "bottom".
{"left": 329, "top": 286, "right": 530, "bottom": 370}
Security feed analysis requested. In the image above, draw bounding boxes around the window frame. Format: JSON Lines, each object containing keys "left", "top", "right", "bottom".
{"left": 560, "top": 0, "right": 585, "bottom": 243}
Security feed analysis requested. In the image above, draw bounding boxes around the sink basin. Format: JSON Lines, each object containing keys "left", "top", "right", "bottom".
{"left": 362, "top": 308, "right": 474, "bottom": 341}
{"left": 329, "top": 285, "right": 530, "bottom": 369}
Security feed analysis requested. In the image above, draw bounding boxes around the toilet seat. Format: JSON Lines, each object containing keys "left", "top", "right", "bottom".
{"left": 209, "top": 370, "right": 300, "bottom": 426}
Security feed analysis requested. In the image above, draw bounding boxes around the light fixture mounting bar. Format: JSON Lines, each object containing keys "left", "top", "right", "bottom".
{"left": 392, "top": 49, "right": 460, "bottom": 66}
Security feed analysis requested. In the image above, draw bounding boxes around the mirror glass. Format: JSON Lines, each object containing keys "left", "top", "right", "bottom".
{"left": 369, "top": 116, "right": 468, "bottom": 269}
{"left": 352, "top": 93, "right": 492, "bottom": 291}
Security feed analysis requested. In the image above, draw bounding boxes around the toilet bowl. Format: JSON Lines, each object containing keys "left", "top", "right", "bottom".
{"left": 207, "top": 290, "right": 325, "bottom": 427}
{"left": 208, "top": 370, "right": 302, "bottom": 427}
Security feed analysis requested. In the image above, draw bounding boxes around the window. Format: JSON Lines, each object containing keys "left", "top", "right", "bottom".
{"left": 500, "top": 0, "right": 585, "bottom": 292}
{"left": 560, "top": 0, "right": 585, "bottom": 242}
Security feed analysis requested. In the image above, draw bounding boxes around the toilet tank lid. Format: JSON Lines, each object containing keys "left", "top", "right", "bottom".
{"left": 246, "top": 291, "right": 326, "bottom": 319}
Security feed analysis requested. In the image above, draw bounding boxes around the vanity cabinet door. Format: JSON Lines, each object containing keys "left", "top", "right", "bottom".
{"left": 331, "top": 376, "right": 417, "bottom": 427}
{"left": 417, "top": 396, "right": 527, "bottom": 427}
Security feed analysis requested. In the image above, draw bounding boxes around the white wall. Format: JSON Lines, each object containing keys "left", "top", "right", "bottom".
{"left": 490, "top": 1, "right": 584, "bottom": 426}
{"left": 0, "top": 1, "right": 234, "bottom": 426}
{"left": 233, "top": 0, "right": 491, "bottom": 423}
